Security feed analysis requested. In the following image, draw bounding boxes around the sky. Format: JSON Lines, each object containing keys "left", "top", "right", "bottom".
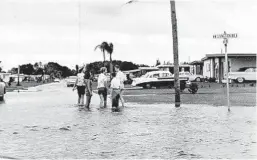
{"left": 0, "top": 0, "right": 256, "bottom": 71}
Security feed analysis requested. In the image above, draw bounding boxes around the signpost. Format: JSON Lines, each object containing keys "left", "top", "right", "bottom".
{"left": 17, "top": 65, "right": 20, "bottom": 86}
{"left": 213, "top": 31, "right": 238, "bottom": 111}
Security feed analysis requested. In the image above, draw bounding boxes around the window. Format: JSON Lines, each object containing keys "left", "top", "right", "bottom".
{"left": 152, "top": 74, "right": 159, "bottom": 78}
{"left": 162, "top": 73, "right": 169, "bottom": 77}
{"left": 245, "top": 68, "right": 254, "bottom": 72}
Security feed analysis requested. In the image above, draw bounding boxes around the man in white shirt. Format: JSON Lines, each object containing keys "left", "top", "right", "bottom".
{"left": 114, "top": 65, "right": 126, "bottom": 107}
{"left": 110, "top": 72, "right": 121, "bottom": 111}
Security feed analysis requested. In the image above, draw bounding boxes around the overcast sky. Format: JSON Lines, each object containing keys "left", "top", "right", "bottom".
{"left": 0, "top": 0, "right": 256, "bottom": 70}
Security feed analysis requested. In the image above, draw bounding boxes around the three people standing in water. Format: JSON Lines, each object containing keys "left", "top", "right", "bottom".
{"left": 73, "top": 65, "right": 126, "bottom": 111}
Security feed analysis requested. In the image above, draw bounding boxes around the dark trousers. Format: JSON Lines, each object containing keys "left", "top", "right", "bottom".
{"left": 85, "top": 95, "right": 92, "bottom": 108}
{"left": 112, "top": 89, "right": 120, "bottom": 108}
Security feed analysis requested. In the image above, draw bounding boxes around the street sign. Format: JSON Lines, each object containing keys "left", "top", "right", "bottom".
{"left": 213, "top": 31, "right": 238, "bottom": 112}
{"left": 213, "top": 31, "right": 237, "bottom": 39}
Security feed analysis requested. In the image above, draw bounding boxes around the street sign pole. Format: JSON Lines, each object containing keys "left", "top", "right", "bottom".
{"left": 213, "top": 31, "right": 237, "bottom": 112}
{"left": 224, "top": 38, "right": 230, "bottom": 111}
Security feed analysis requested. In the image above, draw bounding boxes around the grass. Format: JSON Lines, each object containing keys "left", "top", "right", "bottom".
{"left": 6, "top": 81, "right": 52, "bottom": 92}
{"left": 92, "top": 82, "right": 256, "bottom": 107}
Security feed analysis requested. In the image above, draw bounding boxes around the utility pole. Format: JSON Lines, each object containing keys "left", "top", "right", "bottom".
{"left": 17, "top": 65, "right": 20, "bottom": 86}
{"left": 213, "top": 31, "right": 237, "bottom": 112}
{"left": 170, "top": 0, "right": 180, "bottom": 107}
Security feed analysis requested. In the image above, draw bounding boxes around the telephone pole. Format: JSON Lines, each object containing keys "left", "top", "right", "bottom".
{"left": 170, "top": 0, "right": 180, "bottom": 107}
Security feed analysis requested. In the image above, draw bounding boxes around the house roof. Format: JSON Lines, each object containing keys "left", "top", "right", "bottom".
{"left": 156, "top": 64, "right": 191, "bottom": 68}
{"left": 202, "top": 53, "right": 256, "bottom": 61}
{"left": 189, "top": 60, "right": 204, "bottom": 65}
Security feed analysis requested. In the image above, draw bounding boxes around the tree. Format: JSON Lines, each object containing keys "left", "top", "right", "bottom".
{"left": 156, "top": 59, "right": 161, "bottom": 66}
{"left": 20, "top": 63, "right": 34, "bottom": 75}
{"left": 10, "top": 67, "right": 18, "bottom": 74}
{"left": 95, "top": 42, "right": 114, "bottom": 76}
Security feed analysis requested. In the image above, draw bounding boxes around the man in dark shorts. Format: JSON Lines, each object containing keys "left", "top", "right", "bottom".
{"left": 73, "top": 67, "right": 86, "bottom": 106}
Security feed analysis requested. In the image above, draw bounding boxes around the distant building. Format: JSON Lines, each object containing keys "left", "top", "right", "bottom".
{"left": 156, "top": 64, "right": 192, "bottom": 74}
{"left": 123, "top": 67, "right": 159, "bottom": 78}
{"left": 0, "top": 72, "right": 11, "bottom": 82}
{"left": 202, "top": 53, "right": 256, "bottom": 83}
{"left": 189, "top": 61, "right": 204, "bottom": 75}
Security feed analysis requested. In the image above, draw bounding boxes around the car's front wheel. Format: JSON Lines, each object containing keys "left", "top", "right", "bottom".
{"left": 195, "top": 77, "right": 201, "bottom": 82}
{"left": 143, "top": 83, "right": 152, "bottom": 89}
{"left": 237, "top": 77, "right": 244, "bottom": 83}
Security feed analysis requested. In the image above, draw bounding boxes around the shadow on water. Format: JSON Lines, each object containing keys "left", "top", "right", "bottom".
{"left": 0, "top": 155, "right": 19, "bottom": 159}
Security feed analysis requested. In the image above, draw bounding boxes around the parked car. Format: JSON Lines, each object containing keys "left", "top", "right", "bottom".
{"left": 66, "top": 76, "right": 77, "bottom": 87}
{"left": 131, "top": 71, "right": 198, "bottom": 93}
{"left": 228, "top": 67, "right": 257, "bottom": 83}
{"left": 0, "top": 79, "right": 6, "bottom": 101}
{"left": 179, "top": 72, "right": 204, "bottom": 82}
{"left": 53, "top": 78, "right": 60, "bottom": 83}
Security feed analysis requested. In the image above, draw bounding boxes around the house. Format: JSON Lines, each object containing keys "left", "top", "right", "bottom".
{"left": 123, "top": 67, "right": 159, "bottom": 78}
{"left": 0, "top": 72, "right": 11, "bottom": 82}
{"left": 189, "top": 61, "right": 204, "bottom": 75}
{"left": 202, "top": 53, "right": 256, "bottom": 83}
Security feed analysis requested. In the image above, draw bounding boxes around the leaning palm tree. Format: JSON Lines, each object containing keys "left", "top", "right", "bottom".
{"left": 94, "top": 42, "right": 114, "bottom": 75}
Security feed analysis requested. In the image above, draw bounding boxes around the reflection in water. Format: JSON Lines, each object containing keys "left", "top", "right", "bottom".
{"left": 0, "top": 83, "right": 256, "bottom": 159}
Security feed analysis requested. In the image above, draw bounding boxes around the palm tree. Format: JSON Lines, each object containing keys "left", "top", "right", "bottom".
{"left": 94, "top": 42, "right": 114, "bottom": 75}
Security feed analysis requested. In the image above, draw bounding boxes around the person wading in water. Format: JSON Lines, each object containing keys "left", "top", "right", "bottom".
{"left": 73, "top": 66, "right": 86, "bottom": 107}
{"left": 84, "top": 71, "right": 93, "bottom": 110}
{"left": 114, "top": 65, "right": 126, "bottom": 107}
{"left": 97, "top": 67, "right": 108, "bottom": 108}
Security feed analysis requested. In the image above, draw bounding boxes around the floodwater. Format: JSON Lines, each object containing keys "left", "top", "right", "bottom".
{"left": 0, "top": 82, "right": 256, "bottom": 159}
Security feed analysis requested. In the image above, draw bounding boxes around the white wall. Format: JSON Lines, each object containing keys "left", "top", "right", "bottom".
{"left": 203, "top": 59, "right": 211, "bottom": 78}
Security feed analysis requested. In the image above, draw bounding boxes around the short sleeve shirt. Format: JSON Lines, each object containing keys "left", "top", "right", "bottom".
{"left": 97, "top": 73, "right": 107, "bottom": 88}
{"left": 110, "top": 77, "right": 121, "bottom": 89}
{"left": 116, "top": 71, "right": 126, "bottom": 88}
{"left": 77, "top": 73, "right": 85, "bottom": 86}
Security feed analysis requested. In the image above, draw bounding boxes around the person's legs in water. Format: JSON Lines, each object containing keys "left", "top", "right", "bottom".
{"left": 119, "top": 89, "right": 125, "bottom": 107}
{"left": 98, "top": 88, "right": 104, "bottom": 108}
{"left": 80, "top": 94, "right": 85, "bottom": 106}
{"left": 85, "top": 95, "right": 92, "bottom": 109}
{"left": 77, "top": 94, "right": 81, "bottom": 106}
{"left": 103, "top": 88, "right": 107, "bottom": 108}
{"left": 77, "top": 87, "right": 82, "bottom": 106}
{"left": 112, "top": 90, "right": 120, "bottom": 111}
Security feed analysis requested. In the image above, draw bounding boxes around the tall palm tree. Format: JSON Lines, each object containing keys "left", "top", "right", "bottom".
{"left": 94, "top": 42, "right": 114, "bottom": 75}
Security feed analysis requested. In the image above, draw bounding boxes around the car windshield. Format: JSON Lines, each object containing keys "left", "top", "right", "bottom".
{"left": 141, "top": 74, "right": 149, "bottom": 78}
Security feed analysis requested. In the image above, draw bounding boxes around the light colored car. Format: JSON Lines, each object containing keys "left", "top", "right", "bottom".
{"left": 228, "top": 67, "right": 256, "bottom": 83}
{"left": 179, "top": 72, "right": 204, "bottom": 82}
{"left": 66, "top": 76, "right": 77, "bottom": 87}
{"left": 132, "top": 71, "right": 190, "bottom": 89}
{"left": 0, "top": 80, "right": 6, "bottom": 101}
{"left": 53, "top": 78, "right": 60, "bottom": 83}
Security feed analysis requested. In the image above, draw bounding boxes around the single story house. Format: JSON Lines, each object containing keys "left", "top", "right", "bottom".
{"left": 189, "top": 61, "right": 204, "bottom": 75}
{"left": 202, "top": 53, "right": 256, "bottom": 83}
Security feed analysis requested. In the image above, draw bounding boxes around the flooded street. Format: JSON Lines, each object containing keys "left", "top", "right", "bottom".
{"left": 0, "top": 82, "right": 256, "bottom": 159}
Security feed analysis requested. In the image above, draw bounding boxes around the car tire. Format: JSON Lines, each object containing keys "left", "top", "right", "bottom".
{"left": 0, "top": 95, "right": 4, "bottom": 101}
{"left": 237, "top": 77, "right": 244, "bottom": 83}
{"left": 195, "top": 77, "right": 201, "bottom": 82}
{"left": 145, "top": 83, "right": 152, "bottom": 89}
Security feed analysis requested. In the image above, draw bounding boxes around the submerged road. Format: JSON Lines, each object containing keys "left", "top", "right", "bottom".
{"left": 0, "top": 82, "right": 256, "bottom": 159}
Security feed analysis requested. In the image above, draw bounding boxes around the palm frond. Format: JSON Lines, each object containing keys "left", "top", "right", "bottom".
{"left": 94, "top": 45, "right": 102, "bottom": 51}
